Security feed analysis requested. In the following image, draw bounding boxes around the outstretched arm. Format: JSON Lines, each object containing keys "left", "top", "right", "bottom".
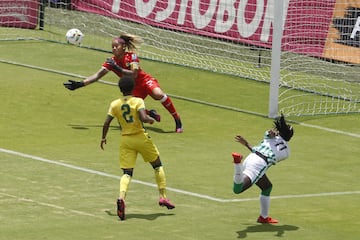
{"left": 64, "top": 68, "right": 108, "bottom": 91}
{"left": 235, "top": 135, "right": 253, "bottom": 152}
{"left": 83, "top": 68, "right": 109, "bottom": 86}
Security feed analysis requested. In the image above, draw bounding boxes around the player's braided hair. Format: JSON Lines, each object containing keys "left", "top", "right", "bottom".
{"left": 119, "top": 33, "right": 143, "bottom": 51}
{"left": 274, "top": 114, "right": 294, "bottom": 141}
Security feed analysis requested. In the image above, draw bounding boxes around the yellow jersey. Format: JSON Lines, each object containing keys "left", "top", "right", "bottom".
{"left": 107, "top": 96, "right": 146, "bottom": 135}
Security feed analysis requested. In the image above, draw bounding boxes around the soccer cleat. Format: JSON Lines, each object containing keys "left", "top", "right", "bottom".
{"left": 232, "top": 152, "right": 243, "bottom": 164}
{"left": 257, "top": 215, "right": 279, "bottom": 224}
{"left": 175, "top": 118, "right": 183, "bottom": 133}
{"left": 117, "top": 198, "right": 125, "bottom": 220}
{"left": 148, "top": 109, "right": 161, "bottom": 122}
{"left": 159, "top": 197, "right": 175, "bottom": 209}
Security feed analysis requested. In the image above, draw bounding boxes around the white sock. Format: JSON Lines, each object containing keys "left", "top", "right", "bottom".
{"left": 233, "top": 163, "right": 243, "bottom": 184}
{"left": 260, "top": 194, "right": 270, "bottom": 218}
{"left": 160, "top": 94, "right": 168, "bottom": 103}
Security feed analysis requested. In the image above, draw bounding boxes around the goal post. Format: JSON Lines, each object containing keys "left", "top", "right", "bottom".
{"left": 268, "top": 0, "right": 285, "bottom": 119}
{"left": 1, "top": 0, "right": 359, "bottom": 117}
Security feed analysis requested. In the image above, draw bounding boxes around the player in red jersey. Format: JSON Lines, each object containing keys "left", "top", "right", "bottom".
{"left": 64, "top": 33, "right": 183, "bottom": 133}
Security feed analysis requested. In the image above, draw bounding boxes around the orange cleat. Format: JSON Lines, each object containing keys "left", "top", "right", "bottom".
{"left": 232, "top": 152, "right": 243, "bottom": 164}
{"left": 257, "top": 215, "right": 279, "bottom": 224}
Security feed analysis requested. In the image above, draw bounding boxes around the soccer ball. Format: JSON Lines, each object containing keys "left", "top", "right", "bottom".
{"left": 66, "top": 28, "right": 84, "bottom": 45}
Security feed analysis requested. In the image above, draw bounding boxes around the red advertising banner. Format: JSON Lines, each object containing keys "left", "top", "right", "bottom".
{"left": 72, "top": 0, "right": 358, "bottom": 64}
{"left": 0, "top": 0, "right": 38, "bottom": 29}
{"left": 73, "top": 0, "right": 277, "bottom": 46}
{"left": 73, "top": 0, "right": 286, "bottom": 47}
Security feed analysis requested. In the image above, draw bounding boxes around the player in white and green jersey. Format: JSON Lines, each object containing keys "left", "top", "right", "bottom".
{"left": 231, "top": 114, "right": 294, "bottom": 224}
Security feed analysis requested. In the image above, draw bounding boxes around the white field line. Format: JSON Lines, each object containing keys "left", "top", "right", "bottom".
{"left": 1, "top": 148, "right": 360, "bottom": 203}
{"left": 0, "top": 192, "right": 110, "bottom": 221}
{"left": 297, "top": 122, "right": 360, "bottom": 138}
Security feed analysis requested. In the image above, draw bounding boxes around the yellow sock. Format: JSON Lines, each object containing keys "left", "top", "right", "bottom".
{"left": 119, "top": 174, "right": 131, "bottom": 199}
{"left": 154, "top": 166, "right": 167, "bottom": 198}
{"left": 159, "top": 188, "right": 167, "bottom": 199}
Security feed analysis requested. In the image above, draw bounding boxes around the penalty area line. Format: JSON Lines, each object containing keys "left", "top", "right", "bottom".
{"left": 1, "top": 148, "right": 359, "bottom": 203}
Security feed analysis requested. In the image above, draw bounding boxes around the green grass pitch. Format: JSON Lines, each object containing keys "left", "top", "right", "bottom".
{"left": 0, "top": 40, "right": 360, "bottom": 240}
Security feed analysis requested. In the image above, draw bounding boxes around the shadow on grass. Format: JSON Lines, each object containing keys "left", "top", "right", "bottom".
{"left": 105, "top": 210, "right": 175, "bottom": 221}
{"left": 125, "top": 212, "right": 175, "bottom": 220}
{"left": 68, "top": 124, "right": 174, "bottom": 133}
{"left": 236, "top": 224, "right": 299, "bottom": 238}
{"left": 145, "top": 126, "right": 175, "bottom": 134}
{"left": 68, "top": 124, "right": 118, "bottom": 130}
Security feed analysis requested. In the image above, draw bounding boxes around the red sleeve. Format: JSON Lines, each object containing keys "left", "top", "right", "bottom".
{"left": 101, "top": 53, "right": 144, "bottom": 78}
{"left": 102, "top": 61, "right": 111, "bottom": 71}
{"left": 101, "top": 56, "right": 123, "bottom": 77}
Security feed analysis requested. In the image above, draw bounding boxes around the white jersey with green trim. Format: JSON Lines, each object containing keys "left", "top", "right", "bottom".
{"left": 252, "top": 131, "right": 290, "bottom": 165}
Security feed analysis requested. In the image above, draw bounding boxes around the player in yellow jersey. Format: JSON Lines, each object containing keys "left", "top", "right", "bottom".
{"left": 100, "top": 76, "right": 175, "bottom": 221}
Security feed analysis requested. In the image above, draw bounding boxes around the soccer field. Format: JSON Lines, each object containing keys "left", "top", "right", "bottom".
{"left": 1, "top": 40, "right": 360, "bottom": 240}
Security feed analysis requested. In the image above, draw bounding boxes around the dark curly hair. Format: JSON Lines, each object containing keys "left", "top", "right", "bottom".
{"left": 274, "top": 114, "right": 294, "bottom": 141}
{"left": 118, "top": 76, "right": 135, "bottom": 95}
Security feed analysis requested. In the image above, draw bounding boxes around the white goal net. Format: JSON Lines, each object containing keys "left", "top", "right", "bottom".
{"left": 1, "top": 0, "right": 359, "bottom": 117}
